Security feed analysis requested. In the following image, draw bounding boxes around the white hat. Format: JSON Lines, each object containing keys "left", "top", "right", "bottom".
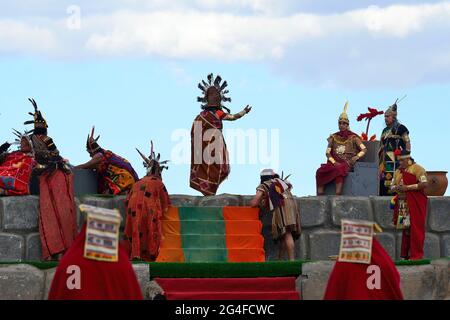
{"left": 260, "top": 169, "right": 276, "bottom": 177}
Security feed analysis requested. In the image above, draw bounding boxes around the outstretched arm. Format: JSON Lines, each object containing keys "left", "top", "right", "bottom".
{"left": 223, "top": 105, "right": 252, "bottom": 121}
{"left": 75, "top": 153, "right": 102, "bottom": 170}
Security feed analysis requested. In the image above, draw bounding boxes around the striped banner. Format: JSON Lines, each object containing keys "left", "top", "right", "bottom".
{"left": 157, "top": 207, "right": 265, "bottom": 263}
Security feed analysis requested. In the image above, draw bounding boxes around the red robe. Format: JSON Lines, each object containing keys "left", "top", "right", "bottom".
{"left": 39, "top": 170, "right": 78, "bottom": 260}
{"left": 124, "top": 175, "right": 170, "bottom": 262}
{"left": 0, "top": 151, "right": 35, "bottom": 196}
{"left": 393, "top": 170, "right": 428, "bottom": 260}
{"left": 48, "top": 224, "right": 143, "bottom": 300}
{"left": 190, "top": 110, "right": 230, "bottom": 196}
{"left": 316, "top": 130, "right": 358, "bottom": 187}
{"left": 323, "top": 239, "right": 404, "bottom": 300}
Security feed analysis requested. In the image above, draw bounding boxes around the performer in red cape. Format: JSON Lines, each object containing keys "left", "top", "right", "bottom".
{"left": 48, "top": 205, "right": 143, "bottom": 300}
{"left": 124, "top": 141, "right": 170, "bottom": 262}
{"left": 75, "top": 127, "right": 139, "bottom": 195}
{"left": 0, "top": 132, "right": 35, "bottom": 196}
{"left": 190, "top": 73, "right": 251, "bottom": 196}
{"left": 391, "top": 149, "right": 428, "bottom": 260}
{"left": 324, "top": 219, "right": 404, "bottom": 300}
{"left": 316, "top": 102, "right": 367, "bottom": 195}
{"left": 24, "top": 98, "right": 77, "bottom": 260}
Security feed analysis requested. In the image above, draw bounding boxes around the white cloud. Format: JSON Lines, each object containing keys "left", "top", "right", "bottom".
{"left": 1, "top": 1, "right": 450, "bottom": 88}
{"left": 0, "top": 19, "right": 57, "bottom": 54}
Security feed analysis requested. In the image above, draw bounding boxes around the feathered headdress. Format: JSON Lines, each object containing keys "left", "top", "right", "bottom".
{"left": 197, "top": 73, "right": 232, "bottom": 113}
{"left": 23, "top": 98, "right": 48, "bottom": 128}
{"left": 357, "top": 107, "right": 384, "bottom": 141}
{"left": 385, "top": 95, "right": 407, "bottom": 117}
{"left": 136, "top": 141, "right": 169, "bottom": 176}
{"left": 12, "top": 128, "right": 34, "bottom": 154}
{"left": 86, "top": 126, "right": 101, "bottom": 153}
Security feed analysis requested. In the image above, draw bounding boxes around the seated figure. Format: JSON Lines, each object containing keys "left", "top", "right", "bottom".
{"left": 0, "top": 131, "right": 35, "bottom": 196}
{"left": 75, "top": 127, "right": 139, "bottom": 195}
{"left": 316, "top": 102, "right": 367, "bottom": 195}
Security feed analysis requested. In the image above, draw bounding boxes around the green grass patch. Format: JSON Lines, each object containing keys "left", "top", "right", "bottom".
{"left": 394, "top": 259, "right": 431, "bottom": 266}
{"left": 0, "top": 261, "right": 58, "bottom": 270}
{"left": 144, "top": 261, "right": 305, "bottom": 279}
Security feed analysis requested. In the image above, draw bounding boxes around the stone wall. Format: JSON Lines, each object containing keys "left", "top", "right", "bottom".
{"left": 0, "top": 194, "right": 449, "bottom": 262}
{"left": 1, "top": 259, "right": 448, "bottom": 300}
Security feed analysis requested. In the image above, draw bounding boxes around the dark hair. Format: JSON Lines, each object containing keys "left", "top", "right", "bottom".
{"left": 260, "top": 174, "right": 279, "bottom": 184}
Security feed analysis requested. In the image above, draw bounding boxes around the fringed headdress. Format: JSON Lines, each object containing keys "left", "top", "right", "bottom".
{"left": 197, "top": 73, "right": 232, "bottom": 113}
{"left": 86, "top": 126, "right": 101, "bottom": 153}
{"left": 136, "top": 141, "right": 169, "bottom": 176}
{"left": 24, "top": 98, "right": 48, "bottom": 130}
{"left": 12, "top": 128, "right": 34, "bottom": 154}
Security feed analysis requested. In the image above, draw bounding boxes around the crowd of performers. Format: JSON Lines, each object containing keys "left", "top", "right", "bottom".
{"left": 0, "top": 73, "right": 431, "bottom": 300}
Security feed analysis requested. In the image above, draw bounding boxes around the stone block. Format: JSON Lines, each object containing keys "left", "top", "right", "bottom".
{"left": 78, "top": 196, "right": 125, "bottom": 228}
{"left": 169, "top": 195, "right": 201, "bottom": 207}
{"left": 297, "top": 197, "right": 328, "bottom": 228}
{"left": 25, "top": 233, "right": 42, "bottom": 261}
{"left": 132, "top": 264, "right": 151, "bottom": 298}
{"left": 331, "top": 197, "right": 373, "bottom": 226}
{"left": 298, "top": 233, "right": 309, "bottom": 260}
{"left": 371, "top": 196, "right": 396, "bottom": 230}
{"left": 261, "top": 212, "right": 277, "bottom": 261}
{"left": 398, "top": 264, "right": 445, "bottom": 300}
{"left": 374, "top": 232, "right": 396, "bottom": 260}
{"left": 0, "top": 196, "right": 39, "bottom": 231}
{"left": 43, "top": 268, "right": 56, "bottom": 300}
{"left": 297, "top": 261, "right": 335, "bottom": 300}
{"left": 430, "top": 259, "right": 450, "bottom": 300}
{"left": 309, "top": 230, "right": 341, "bottom": 261}
{"left": 0, "top": 233, "right": 24, "bottom": 261}
{"left": 198, "top": 194, "right": 241, "bottom": 207}
{"left": 396, "top": 232, "right": 441, "bottom": 260}
{"left": 241, "top": 195, "right": 255, "bottom": 207}
{"left": 428, "top": 197, "right": 450, "bottom": 232}
{"left": 146, "top": 280, "right": 165, "bottom": 300}
{"left": 0, "top": 264, "right": 45, "bottom": 300}
{"left": 442, "top": 234, "right": 450, "bottom": 257}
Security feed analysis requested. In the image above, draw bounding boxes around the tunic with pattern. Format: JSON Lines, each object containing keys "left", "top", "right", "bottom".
{"left": 257, "top": 179, "right": 301, "bottom": 241}
{"left": 124, "top": 175, "right": 170, "bottom": 262}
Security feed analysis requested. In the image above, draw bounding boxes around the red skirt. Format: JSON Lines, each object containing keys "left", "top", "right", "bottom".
{"left": 316, "top": 161, "right": 349, "bottom": 187}
{"left": 39, "top": 170, "right": 78, "bottom": 260}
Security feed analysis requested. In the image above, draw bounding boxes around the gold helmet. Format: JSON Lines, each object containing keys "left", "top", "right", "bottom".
{"left": 338, "top": 101, "right": 349, "bottom": 124}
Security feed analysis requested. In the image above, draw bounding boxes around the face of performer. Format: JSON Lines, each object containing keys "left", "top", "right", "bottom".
{"left": 338, "top": 121, "right": 349, "bottom": 132}
{"left": 20, "top": 137, "right": 32, "bottom": 153}
{"left": 206, "top": 87, "right": 221, "bottom": 107}
{"left": 399, "top": 157, "right": 410, "bottom": 169}
{"left": 385, "top": 113, "right": 395, "bottom": 126}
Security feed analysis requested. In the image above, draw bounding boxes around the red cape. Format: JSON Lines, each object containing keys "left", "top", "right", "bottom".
{"left": 48, "top": 224, "right": 143, "bottom": 300}
{"left": 323, "top": 238, "right": 404, "bottom": 300}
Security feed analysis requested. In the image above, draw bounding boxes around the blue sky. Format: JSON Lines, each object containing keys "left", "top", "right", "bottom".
{"left": 1, "top": 1, "right": 449, "bottom": 196}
